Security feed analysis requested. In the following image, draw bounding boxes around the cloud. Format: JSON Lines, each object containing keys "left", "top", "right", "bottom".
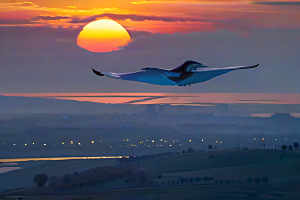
{"left": 0, "top": 1, "right": 38, "bottom": 11}
{"left": 70, "top": 13, "right": 213, "bottom": 24}
{"left": 252, "top": 1, "right": 300, "bottom": 6}
{"left": 0, "top": 19, "right": 36, "bottom": 25}
{"left": 31, "top": 16, "right": 71, "bottom": 21}
{"left": 124, "top": 96, "right": 165, "bottom": 104}
{"left": 131, "top": 0, "right": 245, "bottom": 4}
{"left": 17, "top": 2, "right": 36, "bottom": 7}
{"left": 127, "top": 30, "right": 153, "bottom": 39}
{"left": 0, "top": 26, "right": 80, "bottom": 43}
{"left": 56, "top": 38, "right": 74, "bottom": 43}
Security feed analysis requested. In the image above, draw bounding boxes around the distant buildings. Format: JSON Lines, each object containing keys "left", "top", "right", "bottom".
{"left": 215, "top": 104, "right": 238, "bottom": 117}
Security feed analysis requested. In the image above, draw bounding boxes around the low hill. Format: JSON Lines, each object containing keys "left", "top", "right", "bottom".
{"left": 139, "top": 150, "right": 300, "bottom": 174}
{"left": 160, "top": 160, "right": 300, "bottom": 184}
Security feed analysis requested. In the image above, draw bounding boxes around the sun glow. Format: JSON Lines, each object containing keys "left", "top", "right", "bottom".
{"left": 77, "top": 19, "right": 131, "bottom": 52}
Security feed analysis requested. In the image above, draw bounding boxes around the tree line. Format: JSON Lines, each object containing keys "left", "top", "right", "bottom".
{"left": 282, "top": 142, "right": 299, "bottom": 151}
{"left": 33, "top": 165, "right": 135, "bottom": 192}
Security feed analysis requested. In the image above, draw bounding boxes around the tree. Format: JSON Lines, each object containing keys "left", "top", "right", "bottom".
{"left": 281, "top": 145, "right": 287, "bottom": 151}
{"left": 33, "top": 174, "right": 48, "bottom": 187}
{"left": 189, "top": 178, "right": 194, "bottom": 183}
{"left": 288, "top": 145, "right": 293, "bottom": 151}
{"left": 194, "top": 177, "right": 201, "bottom": 183}
{"left": 208, "top": 145, "right": 212, "bottom": 150}
{"left": 158, "top": 174, "right": 163, "bottom": 178}
{"left": 294, "top": 142, "right": 299, "bottom": 151}
{"left": 186, "top": 148, "right": 195, "bottom": 153}
{"left": 182, "top": 150, "right": 185, "bottom": 154}
{"left": 61, "top": 174, "right": 74, "bottom": 193}
{"left": 246, "top": 177, "right": 253, "bottom": 183}
{"left": 72, "top": 172, "right": 79, "bottom": 176}
{"left": 123, "top": 170, "right": 133, "bottom": 178}
{"left": 203, "top": 177, "right": 214, "bottom": 184}
{"left": 48, "top": 176, "right": 58, "bottom": 193}
{"left": 262, "top": 177, "right": 269, "bottom": 183}
{"left": 181, "top": 178, "right": 188, "bottom": 183}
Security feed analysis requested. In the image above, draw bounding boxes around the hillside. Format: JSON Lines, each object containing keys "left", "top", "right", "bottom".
{"left": 139, "top": 150, "right": 300, "bottom": 174}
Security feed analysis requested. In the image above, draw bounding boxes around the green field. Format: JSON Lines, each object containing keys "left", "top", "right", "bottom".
{"left": 2, "top": 184, "right": 300, "bottom": 200}
{"left": 139, "top": 150, "right": 300, "bottom": 174}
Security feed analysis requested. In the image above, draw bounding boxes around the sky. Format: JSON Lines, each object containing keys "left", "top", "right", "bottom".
{"left": 0, "top": 0, "right": 300, "bottom": 93}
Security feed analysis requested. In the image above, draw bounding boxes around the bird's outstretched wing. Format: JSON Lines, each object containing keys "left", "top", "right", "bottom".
{"left": 91, "top": 68, "right": 177, "bottom": 86}
{"left": 194, "top": 64, "right": 259, "bottom": 72}
{"left": 179, "top": 64, "right": 259, "bottom": 85}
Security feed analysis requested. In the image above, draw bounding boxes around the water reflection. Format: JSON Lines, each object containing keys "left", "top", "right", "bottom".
{"left": 0, "top": 156, "right": 129, "bottom": 163}
{"left": 0, "top": 167, "right": 22, "bottom": 174}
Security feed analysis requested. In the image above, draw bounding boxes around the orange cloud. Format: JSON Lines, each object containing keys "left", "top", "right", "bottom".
{"left": 0, "top": 0, "right": 299, "bottom": 35}
{"left": 131, "top": 0, "right": 252, "bottom": 4}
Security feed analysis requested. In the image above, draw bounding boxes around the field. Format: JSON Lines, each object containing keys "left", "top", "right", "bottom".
{"left": 139, "top": 149, "right": 300, "bottom": 173}
{"left": 2, "top": 184, "right": 300, "bottom": 200}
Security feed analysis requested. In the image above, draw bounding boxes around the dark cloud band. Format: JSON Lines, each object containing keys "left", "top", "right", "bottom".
{"left": 70, "top": 13, "right": 213, "bottom": 24}
{"left": 31, "top": 16, "right": 71, "bottom": 21}
{"left": 252, "top": 1, "right": 300, "bottom": 6}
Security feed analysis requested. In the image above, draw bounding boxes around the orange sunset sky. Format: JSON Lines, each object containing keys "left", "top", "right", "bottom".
{"left": 1, "top": 0, "right": 300, "bottom": 34}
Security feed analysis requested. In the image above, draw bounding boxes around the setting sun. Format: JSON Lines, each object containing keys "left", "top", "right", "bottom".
{"left": 77, "top": 19, "right": 131, "bottom": 52}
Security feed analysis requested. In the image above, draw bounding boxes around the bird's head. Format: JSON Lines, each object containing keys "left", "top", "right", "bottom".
{"left": 186, "top": 62, "right": 208, "bottom": 72}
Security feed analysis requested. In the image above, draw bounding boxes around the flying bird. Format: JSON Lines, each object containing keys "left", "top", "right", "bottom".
{"left": 92, "top": 60, "right": 259, "bottom": 86}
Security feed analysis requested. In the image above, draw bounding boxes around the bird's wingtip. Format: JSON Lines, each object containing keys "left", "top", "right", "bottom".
{"left": 248, "top": 64, "right": 259, "bottom": 69}
{"left": 92, "top": 68, "right": 104, "bottom": 76}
